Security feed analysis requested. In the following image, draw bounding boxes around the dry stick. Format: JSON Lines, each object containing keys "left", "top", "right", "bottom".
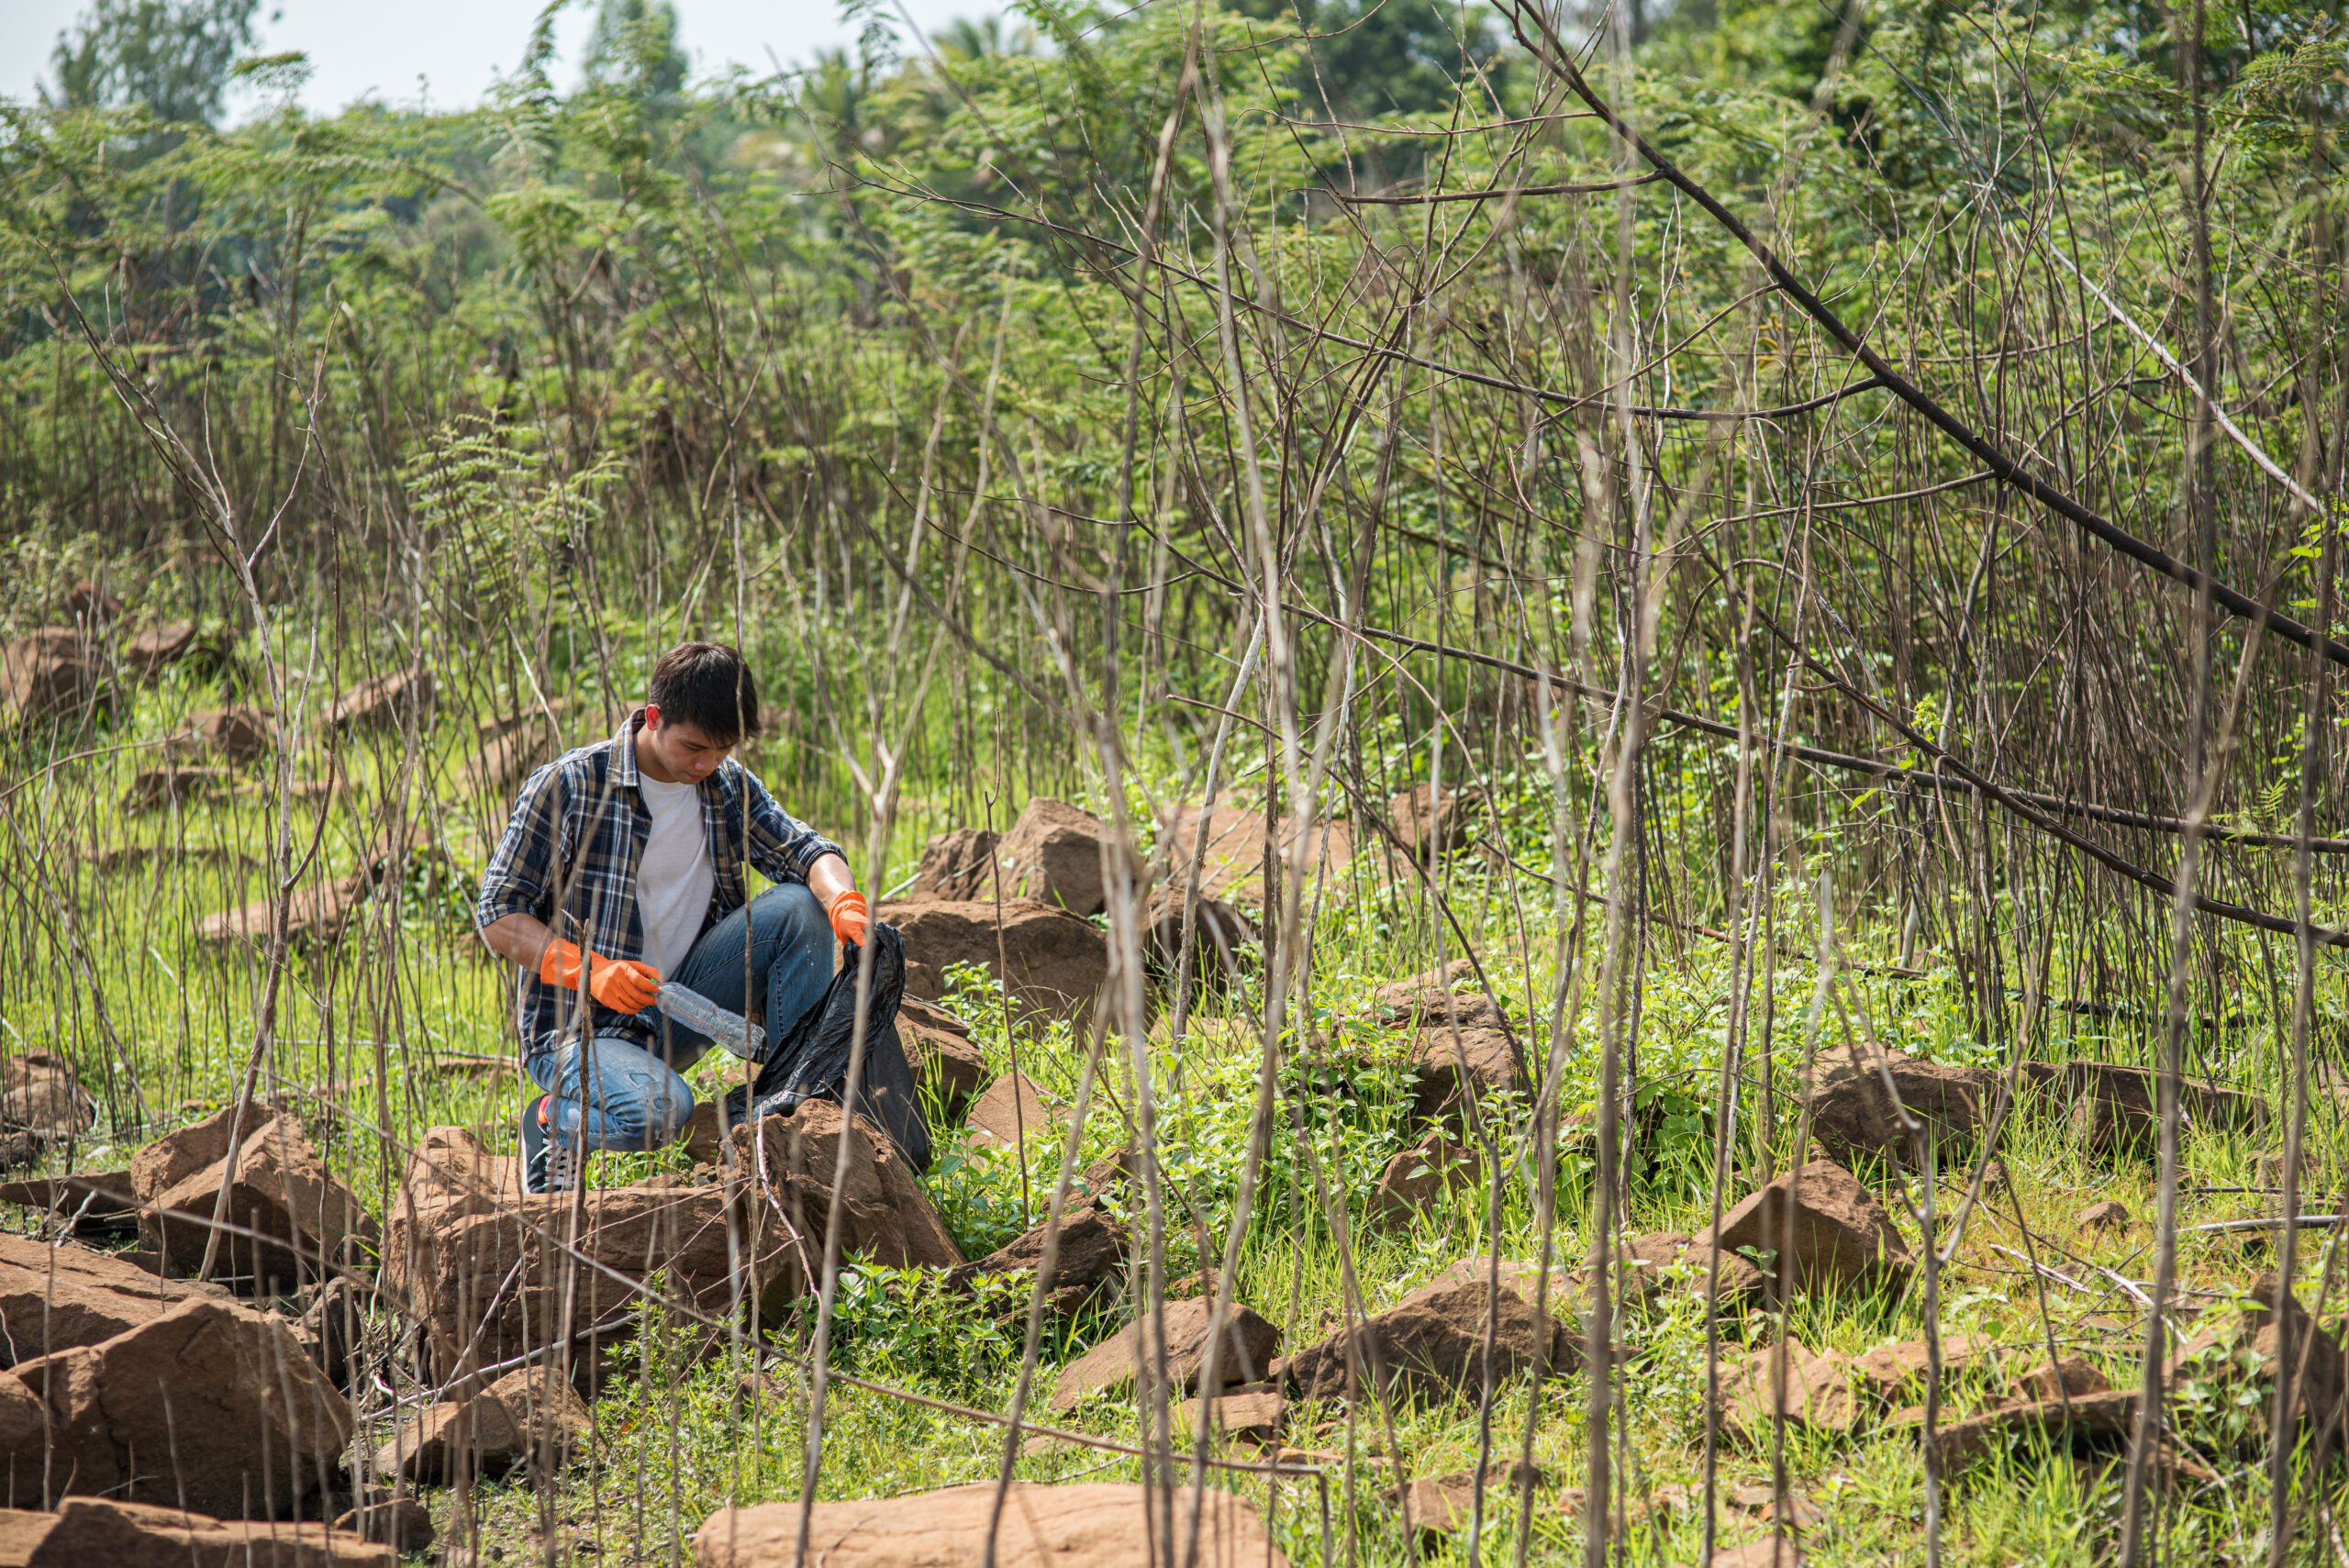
{"left": 1496, "top": 0, "right": 2349, "bottom": 676}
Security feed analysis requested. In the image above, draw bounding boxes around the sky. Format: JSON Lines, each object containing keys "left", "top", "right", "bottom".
{"left": 1, "top": 0, "right": 985, "bottom": 117}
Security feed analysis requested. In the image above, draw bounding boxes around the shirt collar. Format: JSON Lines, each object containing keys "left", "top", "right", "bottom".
{"left": 612, "top": 706, "right": 646, "bottom": 788}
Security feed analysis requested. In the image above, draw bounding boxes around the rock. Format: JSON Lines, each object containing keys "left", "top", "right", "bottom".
{"left": 123, "top": 622, "right": 198, "bottom": 680}
{"left": 383, "top": 1164, "right": 796, "bottom": 1381}
{"left": 680, "top": 1100, "right": 728, "bottom": 1163}
{"left": 1175, "top": 1388, "right": 1285, "bottom": 1446}
{"left": 994, "top": 797, "right": 1129, "bottom": 916}
{"left": 1365, "top": 961, "right": 1511, "bottom": 1031}
{"left": 1802, "top": 1040, "right": 1995, "bottom": 1168}
{"left": 0, "top": 1232, "right": 226, "bottom": 1365}
{"left": 1143, "top": 890, "right": 1256, "bottom": 989}
{"left": 372, "top": 1365, "right": 592, "bottom": 1485}
{"left": 0, "top": 1170, "right": 138, "bottom": 1239}
{"left": 1851, "top": 1334, "right": 1995, "bottom": 1404}
{"left": 2166, "top": 1273, "right": 2349, "bottom": 1442}
{"left": 2050, "top": 1061, "right": 2266, "bottom": 1154}
{"left": 462, "top": 715, "right": 563, "bottom": 800}
{"left": 323, "top": 669, "right": 431, "bottom": 735}
{"left": 1387, "top": 1462, "right": 1544, "bottom": 1541}
{"left": 1929, "top": 1388, "right": 2139, "bottom": 1470}
{"left": 61, "top": 581, "right": 122, "bottom": 625}
{"left": 387, "top": 1124, "right": 525, "bottom": 1229}
{"left": 2079, "top": 1200, "right": 2131, "bottom": 1231}
{"left": 1709, "top": 1159, "right": 1913, "bottom": 1297}
{"left": 1388, "top": 782, "right": 1484, "bottom": 861}
{"left": 297, "top": 1275, "right": 364, "bottom": 1391}
{"left": 729, "top": 1102, "right": 963, "bottom": 1271}
{"left": 897, "top": 998, "right": 985, "bottom": 1118}
{"left": 170, "top": 706, "right": 272, "bottom": 763}
{"left": 195, "top": 871, "right": 376, "bottom": 948}
{"left": 966, "top": 1073, "right": 1063, "bottom": 1151}
{"left": 0, "top": 1052, "right": 95, "bottom": 1151}
{"left": 0, "top": 1497, "right": 395, "bottom": 1565}
{"left": 694, "top": 1481, "right": 1290, "bottom": 1568}
{"left": 1711, "top": 1538, "right": 1804, "bottom": 1568}
{"left": 8, "top": 1296, "right": 353, "bottom": 1516}
{"left": 906, "top": 827, "right": 1000, "bottom": 900}
{"left": 1715, "top": 1343, "right": 1857, "bottom": 1440}
{"left": 2020, "top": 1354, "right": 2108, "bottom": 1402}
{"left": 1364, "top": 1129, "right": 1478, "bottom": 1229}
{"left": 1047, "top": 1296, "right": 1279, "bottom": 1412}
{"left": 1283, "top": 1256, "right": 1579, "bottom": 1406}
{"left": 946, "top": 1204, "right": 1129, "bottom": 1317}
{"left": 1406, "top": 1024, "right": 1521, "bottom": 1122}
{"left": 1, "top": 630, "right": 104, "bottom": 729}
{"left": 138, "top": 1111, "right": 374, "bottom": 1290}
{"left": 1155, "top": 803, "right": 1356, "bottom": 906}
{"left": 123, "top": 762, "right": 239, "bottom": 810}
{"left": 335, "top": 1496, "right": 434, "bottom": 1553}
{"left": 883, "top": 898, "right": 1109, "bottom": 1021}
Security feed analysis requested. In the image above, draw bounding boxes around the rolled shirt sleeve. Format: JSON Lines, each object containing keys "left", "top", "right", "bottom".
{"left": 738, "top": 766, "right": 844, "bottom": 885}
{"left": 475, "top": 761, "right": 562, "bottom": 929}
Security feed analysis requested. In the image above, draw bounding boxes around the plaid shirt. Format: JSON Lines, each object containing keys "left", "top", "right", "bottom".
{"left": 474, "top": 707, "right": 844, "bottom": 1063}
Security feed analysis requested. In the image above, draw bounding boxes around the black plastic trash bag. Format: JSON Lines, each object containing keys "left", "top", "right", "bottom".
{"left": 721, "top": 921, "right": 932, "bottom": 1174}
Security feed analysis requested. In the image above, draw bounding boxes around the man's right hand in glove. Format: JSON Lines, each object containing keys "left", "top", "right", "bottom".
{"left": 538, "top": 938, "right": 661, "bottom": 1014}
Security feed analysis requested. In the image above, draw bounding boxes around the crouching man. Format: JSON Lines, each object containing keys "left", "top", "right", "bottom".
{"left": 474, "top": 641, "right": 869, "bottom": 1192}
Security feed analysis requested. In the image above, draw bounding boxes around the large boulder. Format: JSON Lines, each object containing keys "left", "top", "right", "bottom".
{"left": 1929, "top": 1389, "right": 2139, "bottom": 1470}
{"left": 1709, "top": 1159, "right": 1912, "bottom": 1297}
{"left": 370, "top": 1366, "right": 592, "bottom": 1485}
{"left": 170, "top": 706, "right": 272, "bottom": 763}
{"left": 0, "top": 1171, "right": 137, "bottom": 1240}
{"left": 1047, "top": 1296, "right": 1278, "bottom": 1412}
{"left": 1406, "top": 1024, "right": 1522, "bottom": 1123}
{"left": 906, "top": 828, "right": 1000, "bottom": 901}
{"left": 994, "top": 798, "right": 1126, "bottom": 916}
{"left": 896, "top": 997, "right": 985, "bottom": 1118}
{"left": 966, "top": 1073, "right": 1063, "bottom": 1151}
{"left": 123, "top": 623, "right": 201, "bottom": 681}
{"left": 1283, "top": 1256, "right": 1578, "bottom": 1406}
{"left": 2046, "top": 1061, "right": 2266, "bottom": 1154}
{"left": 729, "top": 1104, "right": 963, "bottom": 1271}
{"left": 1388, "top": 783, "right": 1484, "bottom": 862}
{"left": 1, "top": 631, "right": 103, "bottom": 729}
{"left": 1364, "top": 1129, "right": 1479, "bottom": 1230}
{"left": 0, "top": 1233, "right": 226, "bottom": 1365}
{"left": 882, "top": 898, "right": 1108, "bottom": 1021}
{"left": 947, "top": 1203, "right": 1129, "bottom": 1318}
{"left": 323, "top": 669, "right": 430, "bottom": 736}
{"left": 0, "top": 1497, "right": 394, "bottom": 1566}
{"left": 694, "top": 1481, "right": 1290, "bottom": 1568}
{"left": 1154, "top": 803, "right": 1354, "bottom": 906}
{"left": 1143, "top": 889, "right": 1256, "bottom": 990}
{"left": 8, "top": 1296, "right": 353, "bottom": 1517}
{"left": 1803, "top": 1041, "right": 1994, "bottom": 1169}
{"left": 136, "top": 1110, "right": 374, "bottom": 1291}
{"left": 0, "top": 1054, "right": 94, "bottom": 1162}
{"left": 1713, "top": 1343, "right": 1859, "bottom": 1441}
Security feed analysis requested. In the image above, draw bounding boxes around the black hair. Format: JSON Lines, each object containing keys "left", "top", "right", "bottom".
{"left": 647, "top": 642, "right": 761, "bottom": 745}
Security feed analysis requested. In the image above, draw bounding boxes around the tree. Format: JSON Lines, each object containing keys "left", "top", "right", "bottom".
{"left": 45, "top": 0, "right": 264, "bottom": 126}
{"left": 581, "top": 0, "right": 687, "bottom": 101}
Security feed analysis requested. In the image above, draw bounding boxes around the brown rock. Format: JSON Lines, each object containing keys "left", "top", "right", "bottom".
{"left": 1388, "top": 782, "right": 1485, "bottom": 861}
{"left": 195, "top": 872, "right": 375, "bottom": 948}
{"left": 1143, "top": 890, "right": 1256, "bottom": 990}
{"left": 2166, "top": 1273, "right": 2349, "bottom": 1442}
{"left": 0, "top": 1497, "right": 394, "bottom": 1566}
{"left": 1617, "top": 1230, "right": 1693, "bottom": 1302}
{"left": 462, "top": 714, "right": 563, "bottom": 800}
{"left": 2053, "top": 1061, "right": 2266, "bottom": 1154}
{"left": 729, "top": 1102, "right": 963, "bottom": 1272}
{"left": 61, "top": 581, "right": 122, "bottom": 625}
{"left": 386, "top": 1124, "right": 523, "bottom": 1230}
{"left": 0, "top": 1232, "right": 226, "bottom": 1365}
{"left": 1929, "top": 1388, "right": 2139, "bottom": 1470}
{"left": 1715, "top": 1343, "right": 1857, "bottom": 1440}
{"left": 1155, "top": 804, "right": 1356, "bottom": 906}
{"left": 1712, "top": 1537, "right": 1804, "bottom": 1568}
{"left": 906, "top": 827, "right": 1000, "bottom": 900}
{"left": 2021, "top": 1355, "right": 2108, "bottom": 1403}
{"left": 946, "top": 1204, "right": 1129, "bottom": 1317}
{"left": 334, "top": 1496, "right": 434, "bottom": 1554}
{"left": 883, "top": 898, "right": 1109, "bottom": 1021}
{"left": 171, "top": 706, "right": 272, "bottom": 763}
{"left": 1365, "top": 961, "right": 1510, "bottom": 1032}
{"left": 1284, "top": 1256, "right": 1579, "bottom": 1406}
{"left": 1709, "top": 1159, "right": 1913, "bottom": 1296}
{"left": 0, "top": 1171, "right": 137, "bottom": 1240}
{"left": 372, "top": 1366, "right": 592, "bottom": 1485}
{"left": 1175, "top": 1388, "right": 1285, "bottom": 1446}
{"left": 0, "top": 1053, "right": 94, "bottom": 1149}
{"left": 8, "top": 1296, "right": 353, "bottom": 1516}
{"left": 1364, "top": 1129, "right": 1478, "bottom": 1229}
{"left": 1803, "top": 1040, "right": 1995, "bottom": 1169}
{"left": 123, "top": 763, "right": 239, "bottom": 810}
{"left": 1047, "top": 1296, "right": 1278, "bottom": 1412}
{"left": 1387, "top": 1462, "right": 1544, "bottom": 1540}
{"left": 897, "top": 999, "right": 985, "bottom": 1118}
{"left": 694, "top": 1481, "right": 1289, "bottom": 1568}
{"left": 994, "top": 798, "right": 1129, "bottom": 917}
{"left": 139, "top": 1113, "right": 374, "bottom": 1290}
{"left": 1407, "top": 1025, "right": 1521, "bottom": 1122}
{"left": 123, "top": 622, "right": 198, "bottom": 680}
{"left": 2079, "top": 1199, "right": 2130, "bottom": 1231}
{"left": 1851, "top": 1334, "right": 1995, "bottom": 1403}
{"left": 2, "top": 630, "right": 104, "bottom": 729}
{"left": 323, "top": 669, "right": 431, "bottom": 735}
{"left": 967, "top": 1073, "right": 1063, "bottom": 1151}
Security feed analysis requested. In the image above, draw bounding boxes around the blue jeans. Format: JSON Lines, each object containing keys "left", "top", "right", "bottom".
{"left": 525, "top": 884, "right": 834, "bottom": 1151}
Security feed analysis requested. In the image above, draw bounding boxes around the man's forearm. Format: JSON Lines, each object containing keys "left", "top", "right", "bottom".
{"left": 805, "top": 851, "right": 856, "bottom": 907}
{"left": 482, "top": 911, "right": 557, "bottom": 973}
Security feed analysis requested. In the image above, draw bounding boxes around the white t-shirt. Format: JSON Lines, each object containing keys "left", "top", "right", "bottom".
{"left": 636, "top": 776, "right": 715, "bottom": 976}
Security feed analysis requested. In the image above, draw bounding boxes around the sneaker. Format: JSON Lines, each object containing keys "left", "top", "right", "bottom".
{"left": 521, "top": 1094, "right": 580, "bottom": 1194}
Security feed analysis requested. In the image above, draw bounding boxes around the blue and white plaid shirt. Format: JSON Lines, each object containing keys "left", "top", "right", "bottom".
{"left": 474, "top": 707, "right": 844, "bottom": 1063}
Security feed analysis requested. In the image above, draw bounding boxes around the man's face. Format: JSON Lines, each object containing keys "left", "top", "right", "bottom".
{"left": 640, "top": 706, "right": 732, "bottom": 785}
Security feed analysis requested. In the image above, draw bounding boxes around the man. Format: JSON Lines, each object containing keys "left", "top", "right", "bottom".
{"left": 475, "top": 642, "right": 870, "bottom": 1192}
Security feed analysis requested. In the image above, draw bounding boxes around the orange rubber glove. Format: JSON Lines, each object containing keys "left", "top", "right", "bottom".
{"left": 826, "top": 889, "right": 870, "bottom": 947}
{"left": 538, "top": 938, "right": 661, "bottom": 1014}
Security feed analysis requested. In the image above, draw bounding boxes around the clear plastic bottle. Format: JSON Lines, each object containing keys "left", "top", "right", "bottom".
{"left": 656, "top": 982, "right": 764, "bottom": 1061}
